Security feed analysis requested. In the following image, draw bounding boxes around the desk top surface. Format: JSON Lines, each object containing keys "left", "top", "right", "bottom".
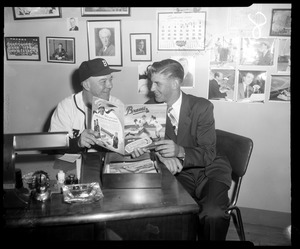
{"left": 3, "top": 152, "right": 199, "bottom": 228}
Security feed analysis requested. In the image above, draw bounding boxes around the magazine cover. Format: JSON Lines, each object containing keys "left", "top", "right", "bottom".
{"left": 92, "top": 96, "right": 167, "bottom": 155}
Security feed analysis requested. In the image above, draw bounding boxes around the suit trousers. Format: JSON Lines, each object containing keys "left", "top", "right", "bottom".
{"left": 176, "top": 168, "right": 230, "bottom": 240}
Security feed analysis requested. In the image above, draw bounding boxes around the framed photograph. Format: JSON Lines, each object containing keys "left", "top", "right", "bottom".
{"left": 87, "top": 20, "right": 122, "bottom": 66}
{"left": 171, "top": 56, "right": 195, "bottom": 88}
{"left": 269, "top": 75, "right": 290, "bottom": 102}
{"left": 5, "top": 37, "right": 40, "bottom": 61}
{"left": 277, "top": 39, "right": 290, "bottom": 73}
{"left": 12, "top": 7, "right": 61, "bottom": 20}
{"left": 157, "top": 12, "right": 206, "bottom": 51}
{"left": 240, "top": 38, "right": 275, "bottom": 66}
{"left": 208, "top": 69, "right": 235, "bottom": 101}
{"left": 236, "top": 70, "right": 267, "bottom": 103}
{"left": 270, "top": 9, "right": 291, "bottom": 36}
{"left": 130, "top": 33, "right": 152, "bottom": 61}
{"left": 46, "top": 37, "right": 75, "bottom": 64}
{"left": 82, "top": 7, "right": 130, "bottom": 16}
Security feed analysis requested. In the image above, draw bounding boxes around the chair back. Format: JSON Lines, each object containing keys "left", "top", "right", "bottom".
{"left": 215, "top": 129, "right": 253, "bottom": 206}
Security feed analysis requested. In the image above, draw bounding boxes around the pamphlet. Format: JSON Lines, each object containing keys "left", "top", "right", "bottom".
{"left": 91, "top": 96, "right": 167, "bottom": 155}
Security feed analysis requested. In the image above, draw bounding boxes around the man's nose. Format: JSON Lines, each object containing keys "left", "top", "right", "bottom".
{"left": 150, "top": 82, "right": 156, "bottom": 91}
{"left": 106, "top": 79, "right": 113, "bottom": 88}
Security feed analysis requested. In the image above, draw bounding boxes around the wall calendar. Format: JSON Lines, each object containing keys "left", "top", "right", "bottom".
{"left": 157, "top": 12, "right": 206, "bottom": 51}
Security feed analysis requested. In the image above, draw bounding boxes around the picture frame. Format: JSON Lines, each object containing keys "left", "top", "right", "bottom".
{"left": 157, "top": 12, "right": 206, "bottom": 51}
{"left": 240, "top": 38, "right": 275, "bottom": 66}
{"left": 4, "top": 37, "right": 41, "bottom": 61}
{"left": 12, "top": 7, "right": 61, "bottom": 20}
{"left": 82, "top": 7, "right": 130, "bottom": 16}
{"left": 236, "top": 70, "right": 267, "bottom": 103}
{"left": 87, "top": 20, "right": 122, "bottom": 66}
{"left": 270, "top": 9, "right": 291, "bottom": 37}
{"left": 277, "top": 38, "right": 290, "bottom": 73}
{"left": 171, "top": 56, "right": 195, "bottom": 88}
{"left": 130, "top": 33, "right": 152, "bottom": 61}
{"left": 46, "top": 37, "right": 75, "bottom": 64}
{"left": 269, "top": 75, "right": 290, "bottom": 102}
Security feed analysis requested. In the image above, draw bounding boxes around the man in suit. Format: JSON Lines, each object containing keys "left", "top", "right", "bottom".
{"left": 131, "top": 59, "right": 232, "bottom": 240}
{"left": 256, "top": 41, "right": 272, "bottom": 65}
{"left": 208, "top": 72, "right": 227, "bottom": 99}
{"left": 237, "top": 72, "right": 255, "bottom": 100}
{"left": 136, "top": 39, "right": 146, "bottom": 55}
{"left": 69, "top": 17, "right": 79, "bottom": 31}
{"left": 97, "top": 28, "right": 115, "bottom": 56}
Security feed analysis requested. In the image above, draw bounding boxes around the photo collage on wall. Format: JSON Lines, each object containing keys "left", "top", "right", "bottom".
{"left": 207, "top": 8, "right": 291, "bottom": 103}
{"left": 5, "top": 7, "right": 290, "bottom": 103}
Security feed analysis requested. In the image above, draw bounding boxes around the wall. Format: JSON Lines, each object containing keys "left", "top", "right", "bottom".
{"left": 4, "top": 6, "right": 291, "bottom": 213}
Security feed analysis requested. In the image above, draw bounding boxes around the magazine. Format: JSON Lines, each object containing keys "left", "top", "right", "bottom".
{"left": 91, "top": 96, "right": 167, "bottom": 155}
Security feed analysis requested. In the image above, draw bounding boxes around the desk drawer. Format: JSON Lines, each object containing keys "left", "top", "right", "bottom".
{"left": 106, "top": 213, "right": 198, "bottom": 240}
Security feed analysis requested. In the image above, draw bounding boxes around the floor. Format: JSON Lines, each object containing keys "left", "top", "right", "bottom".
{"left": 226, "top": 207, "right": 291, "bottom": 246}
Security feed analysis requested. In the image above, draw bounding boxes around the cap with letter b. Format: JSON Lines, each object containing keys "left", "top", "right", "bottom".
{"left": 79, "top": 58, "right": 121, "bottom": 82}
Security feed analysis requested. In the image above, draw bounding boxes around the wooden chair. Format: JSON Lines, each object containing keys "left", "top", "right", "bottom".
{"left": 216, "top": 129, "right": 253, "bottom": 241}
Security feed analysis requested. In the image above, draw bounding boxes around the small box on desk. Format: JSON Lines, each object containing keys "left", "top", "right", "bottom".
{"left": 101, "top": 152, "right": 161, "bottom": 189}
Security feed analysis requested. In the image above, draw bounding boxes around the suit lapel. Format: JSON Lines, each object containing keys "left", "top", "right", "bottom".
{"left": 177, "top": 93, "right": 191, "bottom": 144}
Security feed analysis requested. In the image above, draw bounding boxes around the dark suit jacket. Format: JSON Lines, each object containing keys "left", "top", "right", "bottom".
{"left": 209, "top": 79, "right": 227, "bottom": 99}
{"left": 146, "top": 92, "right": 232, "bottom": 187}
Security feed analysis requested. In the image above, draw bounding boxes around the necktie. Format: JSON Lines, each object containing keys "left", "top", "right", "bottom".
{"left": 167, "top": 107, "right": 178, "bottom": 135}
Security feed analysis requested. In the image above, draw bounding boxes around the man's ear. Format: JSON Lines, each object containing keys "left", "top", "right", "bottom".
{"left": 172, "top": 79, "right": 181, "bottom": 89}
{"left": 82, "top": 80, "right": 90, "bottom": 91}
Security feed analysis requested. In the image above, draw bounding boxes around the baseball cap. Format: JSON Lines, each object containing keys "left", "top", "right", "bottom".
{"left": 79, "top": 58, "right": 121, "bottom": 82}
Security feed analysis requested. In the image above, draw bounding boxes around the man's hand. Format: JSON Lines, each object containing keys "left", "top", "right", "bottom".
{"left": 154, "top": 139, "right": 184, "bottom": 158}
{"left": 78, "top": 129, "right": 100, "bottom": 149}
{"left": 156, "top": 153, "right": 183, "bottom": 175}
{"left": 130, "top": 147, "right": 150, "bottom": 158}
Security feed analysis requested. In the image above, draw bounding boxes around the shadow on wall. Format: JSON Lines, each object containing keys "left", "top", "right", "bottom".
{"left": 42, "top": 68, "right": 82, "bottom": 132}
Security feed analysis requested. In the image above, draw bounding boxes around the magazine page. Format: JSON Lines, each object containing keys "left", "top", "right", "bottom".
{"left": 91, "top": 96, "right": 125, "bottom": 154}
{"left": 123, "top": 103, "right": 167, "bottom": 154}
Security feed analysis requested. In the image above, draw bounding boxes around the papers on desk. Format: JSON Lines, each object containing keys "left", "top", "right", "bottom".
{"left": 58, "top": 154, "right": 82, "bottom": 181}
{"left": 104, "top": 159, "right": 157, "bottom": 174}
{"left": 58, "top": 153, "right": 81, "bottom": 163}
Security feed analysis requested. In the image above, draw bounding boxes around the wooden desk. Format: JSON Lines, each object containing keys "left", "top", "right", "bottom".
{"left": 3, "top": 152, "right": 199, "bottom": 240}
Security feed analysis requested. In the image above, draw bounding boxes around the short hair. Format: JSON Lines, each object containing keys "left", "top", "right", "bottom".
{"left": 99, "top": 28, "right": 111, "bottom": 37}
{"left": 148, "top": 59, "right": 184, "bottom": 82}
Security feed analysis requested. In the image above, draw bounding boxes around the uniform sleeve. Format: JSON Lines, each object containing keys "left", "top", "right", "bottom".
{"left": 49, "top": 100, "right": 73, "bottom": 136}
{"left": 49, "top": 100, "right": 85, "bottom": 154}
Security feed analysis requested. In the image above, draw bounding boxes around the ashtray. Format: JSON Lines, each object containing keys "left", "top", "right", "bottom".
{"left": 62, "top": 182, "right": 104, "bottom": 204}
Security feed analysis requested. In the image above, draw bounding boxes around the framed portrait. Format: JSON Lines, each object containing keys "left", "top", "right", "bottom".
{"left": 240, "top": 38, "right": 275, "bottom": 66}
{"left": 269, "top": 75, "right": 290, "bottom": 101}
{"left": 130, "top": 33, "right": 152, "bottom": 61}
{"left": 208, "top": 69, "right": 235, "bottom": 101}
{"left": 277, "top": 39, "right": 290, "bottom": 73}
{"left": 12, "top": 7, "right": 61, "bottom": 20}
{"left": 157, "top": 12, "right": 206, "bottom": 51}
{"left": 82, "top": 7, "right": 130, "bottom": 16}
{"left": 5, "top": 37, "right": 41, "bottom": 61}
{"left": 87, "top": 20, "right": 122, "bottom": 66}
{"left": 270, "top": 9, "right": 291, "bottom": 37}
{"left": 46, "top": 37, "right": 75, "bottom": 64}
{"left": 236, "top": 70, "right": 267, "bottom": 103}
{"left": 171, "top": 56, "right": 195, "bottom": 88}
